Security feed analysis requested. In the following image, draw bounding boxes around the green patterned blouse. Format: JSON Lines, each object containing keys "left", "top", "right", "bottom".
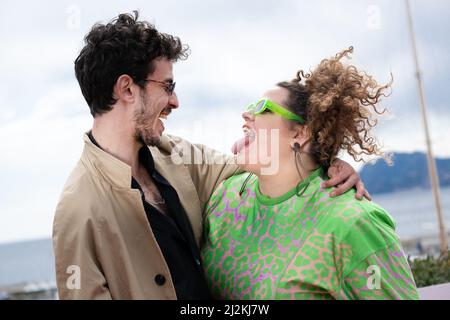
{"left": 200, "top": 168, "right": 419, "bottom": 300}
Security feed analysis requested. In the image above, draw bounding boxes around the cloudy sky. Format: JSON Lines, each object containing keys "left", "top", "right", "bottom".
{"left": 0, "top": 0, "right": 449, "bottom": 244}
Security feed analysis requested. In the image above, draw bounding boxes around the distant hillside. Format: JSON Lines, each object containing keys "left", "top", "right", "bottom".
{"left": 359, "top": 152, "right": 450, "bottom": 195}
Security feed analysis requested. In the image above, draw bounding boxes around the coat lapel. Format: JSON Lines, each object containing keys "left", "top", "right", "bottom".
{"left": 150, "top": 140, "right": 203, "bottom": 246}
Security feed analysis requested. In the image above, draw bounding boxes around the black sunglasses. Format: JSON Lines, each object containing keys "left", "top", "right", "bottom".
{"left": 145, "top": 79, "right": 176, "bottom": 95}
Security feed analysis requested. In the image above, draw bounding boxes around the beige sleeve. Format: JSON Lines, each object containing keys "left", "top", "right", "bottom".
{"left": 53, "top": 194, "right": 112, "bottom": 300}
{"left": 174, "top": 138, "right": 243, "bottom": 212}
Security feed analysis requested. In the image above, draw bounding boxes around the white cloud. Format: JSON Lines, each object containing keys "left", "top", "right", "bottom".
{"left": 0, "top": 83, "right": 91, "bottom": 243}
{"left": 1, "top": 0, "right": 449, "bottom": 243}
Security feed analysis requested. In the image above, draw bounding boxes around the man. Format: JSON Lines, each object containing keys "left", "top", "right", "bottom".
{"left": 53, "top": 11, "right": 369, "bottom": 300}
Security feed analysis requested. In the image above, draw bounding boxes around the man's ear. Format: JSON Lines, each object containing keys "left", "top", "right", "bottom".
{"left": 114, "top": 75, "right": 136, "bottom": 104}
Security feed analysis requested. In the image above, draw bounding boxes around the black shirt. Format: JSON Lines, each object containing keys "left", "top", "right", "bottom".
{"left": 89, "top": 132, "right": 211, "bottom": 300}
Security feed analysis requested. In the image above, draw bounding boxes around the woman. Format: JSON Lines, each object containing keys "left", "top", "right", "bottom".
{"left": 201, "top": 47, "right": 419, "bottom": 300}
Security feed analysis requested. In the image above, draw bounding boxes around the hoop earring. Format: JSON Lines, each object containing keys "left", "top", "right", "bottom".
{"left": 294, "top": 143, "right": 310, "bottom": 197}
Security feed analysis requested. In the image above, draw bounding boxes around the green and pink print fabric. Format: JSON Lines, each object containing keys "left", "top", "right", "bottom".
{"left": 201, "top": 168, "right": 419, "bottom": 300}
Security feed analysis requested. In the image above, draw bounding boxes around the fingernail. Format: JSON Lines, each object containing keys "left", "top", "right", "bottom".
{"left": 330, "top": 192, "right": 336, "bottom": 197}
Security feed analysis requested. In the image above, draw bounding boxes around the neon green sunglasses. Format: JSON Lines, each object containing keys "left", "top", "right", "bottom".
{"left": 246, "top": 99, "right": 305, "bottom": 124}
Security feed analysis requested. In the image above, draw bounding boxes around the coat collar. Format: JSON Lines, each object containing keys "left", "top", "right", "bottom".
{"left": 81, "top": 132, "right": 132, "bottom": 189}
{"left": 81, "top": 131, "right": 178, "bottom": 189}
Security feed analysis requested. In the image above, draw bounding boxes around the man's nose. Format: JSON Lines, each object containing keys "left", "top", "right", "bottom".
{"left": 168, "top": 92, "right": 179, "bottom": 109}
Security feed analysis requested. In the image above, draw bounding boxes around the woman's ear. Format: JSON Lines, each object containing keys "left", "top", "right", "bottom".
{"left": 290, "top": 125, "right": 311, "bottom": 150}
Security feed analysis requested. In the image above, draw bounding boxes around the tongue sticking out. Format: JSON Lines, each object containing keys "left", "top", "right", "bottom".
{"left": 231, "top": 135, "right": 254, "bottom": 155}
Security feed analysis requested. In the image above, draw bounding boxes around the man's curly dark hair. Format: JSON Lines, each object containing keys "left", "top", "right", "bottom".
{"left": 75, "top": 11, "right": 189, "bottom": 116}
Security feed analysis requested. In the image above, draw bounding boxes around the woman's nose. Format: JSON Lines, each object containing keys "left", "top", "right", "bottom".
{"left": 242, "top": 111, "right": 254, "bottom": 122}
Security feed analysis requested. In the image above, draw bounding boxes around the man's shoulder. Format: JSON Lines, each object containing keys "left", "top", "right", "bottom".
{"left": 58, "top": 157, "right": 100, "bottom": 198}
{"left": 154, "top": 134, "right": 196, "bottom": 156}
{"left": 54, "top": 159, "right": 104, "bottom": 225}
{"left": 154, "top": 134, "right": 233, "bottom": 165}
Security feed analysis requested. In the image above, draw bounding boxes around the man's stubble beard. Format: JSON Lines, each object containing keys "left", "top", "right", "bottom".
{"left": 133, "top": 90, "right": 162, "bottom": 147}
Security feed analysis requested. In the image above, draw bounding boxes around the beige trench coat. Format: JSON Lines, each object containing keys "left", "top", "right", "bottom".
{"left": 53, "top": 132, "right": 240, "bottom": 299}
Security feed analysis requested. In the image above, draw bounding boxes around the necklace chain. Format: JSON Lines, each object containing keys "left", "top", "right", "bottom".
{"left": 145, "top": 196, "right": 166, "bottom": 205}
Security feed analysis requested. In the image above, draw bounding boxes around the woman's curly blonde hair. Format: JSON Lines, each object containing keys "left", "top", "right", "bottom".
{"left": 278, "top": 46, "right": 392, "bottom": 168}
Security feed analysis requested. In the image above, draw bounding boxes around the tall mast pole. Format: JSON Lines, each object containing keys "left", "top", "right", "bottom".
{"left": 405, "top": 0, "right": 448, "bottom": 256}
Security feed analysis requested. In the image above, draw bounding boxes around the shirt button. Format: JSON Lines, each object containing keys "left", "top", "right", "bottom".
{"left": 195, "top": 258, "right": 201, "bottom": 266}
{"left": 154, "top": 274, "right": 166, "bottom": 286}
{"left": 178, "top": 151, "right": 184, "bottom": 157}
